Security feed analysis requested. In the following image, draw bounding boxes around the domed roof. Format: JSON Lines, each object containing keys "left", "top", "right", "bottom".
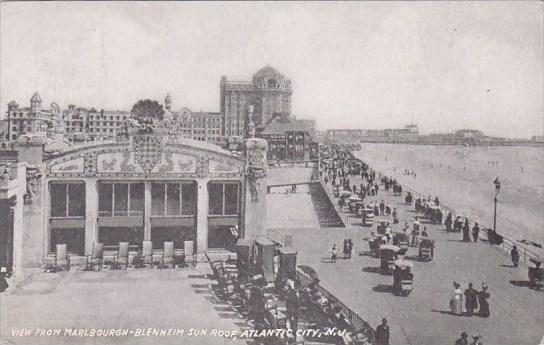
{"left": 253, "top": 65, "right": 285, "bottom": 80}
{"left": 31, "top": 92, "right": 42, "bottom": 102}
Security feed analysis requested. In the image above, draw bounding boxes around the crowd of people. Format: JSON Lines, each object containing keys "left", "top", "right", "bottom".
{"left": 449, "top": 281, "right": 491, "bottom": 318}
{"left": 319, "top": 147, "right": 509, "bottom": 345}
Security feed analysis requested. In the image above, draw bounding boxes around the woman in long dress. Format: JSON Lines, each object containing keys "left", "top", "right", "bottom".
{"left": 450, "top": 281, "right": 464, "bottom": 315}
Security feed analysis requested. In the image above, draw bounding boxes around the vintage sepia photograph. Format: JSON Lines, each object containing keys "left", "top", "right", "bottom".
{"left": 0, "top": 2, "right": 543, "bottom": 345}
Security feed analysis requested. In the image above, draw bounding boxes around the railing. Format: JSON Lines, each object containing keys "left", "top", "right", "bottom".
{"left": 267, "top": 217, "right": 345, "bottom": 229}
{"left": 335, "top": 150, "right": 542, "bottom": 265}
{"left": 268, "top": 160, "right": 319, "bottom": 168}
{"left": 297, "top": 267, "right": 375, "bottom": 342}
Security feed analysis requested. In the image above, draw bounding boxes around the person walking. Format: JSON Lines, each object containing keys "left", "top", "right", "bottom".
{"left": 450, "top": 281, "right": 464, "bottom": 315}
{"left": 347, "top": 239, "right": 353, "bottom": 259}
{"left": 285, "top": 285, "right": 299, "bottom": 331}
{"left": 445, "top": 213, "right": 453, "bottom": 232}
{"left": 375, "top": 318, "right": 390, "bottom": 345}
{"left": 455, "top": 332, "right": 469, "bottom": 345}
{"left": 464, "top": 282, "right": 479, "bottom": 316}
{"left": 343, "top": 239, "right": 349, "bottom": 259}
{"left": 478, "top": 284, "right": 490, "bottom": 317}
{"left": 511, "top": 245, "right": 520, "bottom": 267}
{"left": 330, "top": 244, "right": 337, "bottom": 263}
{"left": 411, "top": 218, "right": 421, "bottom": 247}
{"left": 472, "top": 223, "right": 480, "bottom": 243}
{"left": 462, "top": 218, "right": 471, "bottom": 242}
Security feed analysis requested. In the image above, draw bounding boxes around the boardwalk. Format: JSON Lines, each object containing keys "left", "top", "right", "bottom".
{"left": 270, "top": 175, "right": 544, "bottom": 345}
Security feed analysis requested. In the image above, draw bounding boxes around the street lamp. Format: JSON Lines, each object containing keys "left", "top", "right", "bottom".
{"left": 493, "top": 177, "right": 501, "bottom": 234}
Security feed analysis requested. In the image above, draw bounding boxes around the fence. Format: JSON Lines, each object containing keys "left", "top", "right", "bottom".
{"left": 335, "top": 150, "right": 542, "bottom": 265}
{"left": 297, "top": 267, "right": 375, "bottom": 342}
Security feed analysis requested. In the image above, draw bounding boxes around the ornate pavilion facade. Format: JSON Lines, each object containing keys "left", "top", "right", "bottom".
{"left": 0, "top": 112, "right": 268, "bottom": 278}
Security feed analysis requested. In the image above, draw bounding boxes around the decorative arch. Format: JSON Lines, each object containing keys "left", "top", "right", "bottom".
{"left": 45, "top": 138, "right": 245, "bottom": 180}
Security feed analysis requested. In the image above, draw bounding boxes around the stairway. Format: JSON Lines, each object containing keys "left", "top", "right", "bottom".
{"left": 309, "top": 182, "right": 345, "bottom": 228}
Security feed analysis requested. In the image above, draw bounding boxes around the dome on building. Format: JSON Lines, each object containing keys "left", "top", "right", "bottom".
{"left": 253, "top": 66, "right": 289, "bottom": 89}
{"left": 31, "top": 92, "right": 42, "bottom": 103}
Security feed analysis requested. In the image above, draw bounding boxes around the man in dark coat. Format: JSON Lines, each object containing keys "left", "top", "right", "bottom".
{"left": 249, "top": 285, "right": 266, "bottom": 330}
{"left": 462, "top": 219, "right": 471, "bottom": 242}
{"left": 285, "top": 286, "right": 299, "bottom": 331}
{"left": 375, "top": 318, "right": 390, "bottom": 345}
{"left": 464, "top": 282, "right": 479, "bottom": 316}
{"left": 472, "top": 223, "right": 480, "bottom": 242}
{"left": 511, "top": 245, "right": 520, "bottom": 267}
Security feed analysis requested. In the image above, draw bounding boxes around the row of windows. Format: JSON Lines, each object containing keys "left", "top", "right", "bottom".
{"left": 50, "top": 181, "right": 240, "bottom": 219}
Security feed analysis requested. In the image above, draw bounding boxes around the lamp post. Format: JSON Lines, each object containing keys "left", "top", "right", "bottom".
{"left": 493, "top": 177, "right": 501, "bottom": 234}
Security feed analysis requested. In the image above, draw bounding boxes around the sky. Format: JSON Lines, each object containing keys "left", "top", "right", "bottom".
{"left": 1, "top": 1, "right": 542, "bottom": 138}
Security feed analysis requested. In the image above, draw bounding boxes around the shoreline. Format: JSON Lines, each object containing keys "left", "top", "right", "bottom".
{"left": 344, "top": 150, "right": 543, "bottom": 263}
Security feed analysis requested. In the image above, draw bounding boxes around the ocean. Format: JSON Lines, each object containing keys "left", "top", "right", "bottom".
{"left": 354, "top": 143, "right": 544, "bottom": 245}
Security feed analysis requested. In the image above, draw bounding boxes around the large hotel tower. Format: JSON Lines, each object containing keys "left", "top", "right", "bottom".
{"left": 220, "top": 66, "right": 292, "bottom": 137}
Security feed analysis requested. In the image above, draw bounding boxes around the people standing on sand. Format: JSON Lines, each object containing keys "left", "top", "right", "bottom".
{"left": 478, "top": 284, "right": 490, "bottom": 317}
{"left": 343, "top": 239, "right": 349, "bottom": 259}
{"left": 464, "top": 282, "right": 479, "bottom": 316}
{"left": 374, "top": 203, "right": 380, "bottom": 216}
{"left": 511, "top": 245, "right": 520, "bottom": 267}
{"left": 472, "top": 223, "right": 480, "bottom": 243}
{"left": 450, "top": 281, "right": 464, "bottom": 315}
{"left": 330, "top": 244, "right": 337, "bottom": 263}
{"left": 379, "top": 200, "right": 385, "bottom": 215}
{"left": 462, "top": 218, "right": 471, "bottom": 242}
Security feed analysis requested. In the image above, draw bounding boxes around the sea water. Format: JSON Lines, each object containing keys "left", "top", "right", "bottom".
{"left": 355, "top": 143, "right": 544, "bottom": 245}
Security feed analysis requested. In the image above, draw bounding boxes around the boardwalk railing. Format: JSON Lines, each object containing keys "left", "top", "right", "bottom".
{"left": 297, "top": 267, "right": 375, "bottom": 343}
{"left": 400, "top": 185, "right": 541, "bottom": 264}
{"left": 332, "top": 150, "right": 542, "bottom": 265}
{"left": 268, "top": 159, "right": 319, "bottom": 168}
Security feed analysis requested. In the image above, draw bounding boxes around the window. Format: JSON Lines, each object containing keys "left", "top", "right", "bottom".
{"left": 98, "top": 182, "right": 144, "bottom": 217}
{"left": 152, "top": 182, "right": 196, "bottom": 216}
{"left": 208, "top": 182, "right": 239, "bottom": 216}
{"left": 50, "top": 182, "right": 85, "bottom": 218}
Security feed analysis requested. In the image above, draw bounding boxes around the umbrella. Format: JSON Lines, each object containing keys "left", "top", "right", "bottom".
{"left": 393, "top": 259, "right": 414, "bottom": 268}
{"left": 380, "top": 245, "right": 401, "bottom": 252}
{"left": 349, "top": 196, "right": 362, "bottom": 202}
{"left": 341, "top": 191, "right": 352, "bottom": 197}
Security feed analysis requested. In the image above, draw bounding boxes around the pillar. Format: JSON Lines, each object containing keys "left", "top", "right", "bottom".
{"left": 196, "top": 178, "right": 209, "bottom": 254}
{"left": 144, "top": 181, "right": 152, "bottom": 241}
{"left": 244, "top": 138, "right": 268, "bottom": 241}
{"left": 12, "top": 163, "right": 26, "bottom": 281}
{"left": 84, "top": 180, "right": 98, "bottom": 255}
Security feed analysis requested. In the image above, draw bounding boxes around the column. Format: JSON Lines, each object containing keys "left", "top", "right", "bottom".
{"left": 84, "top": 179, "right": 98, "bottom": 256}
{"left": 144, "top": 181, "right": 152, "bottom": 241}
{"left": 12, "top": 163, "right": 26, "bottom": 281}
{"left": 244, "top": 138, "right": 268, "bottom": 241}
{"left": 196, "top": 178, "right": 209, "bottom": 254}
